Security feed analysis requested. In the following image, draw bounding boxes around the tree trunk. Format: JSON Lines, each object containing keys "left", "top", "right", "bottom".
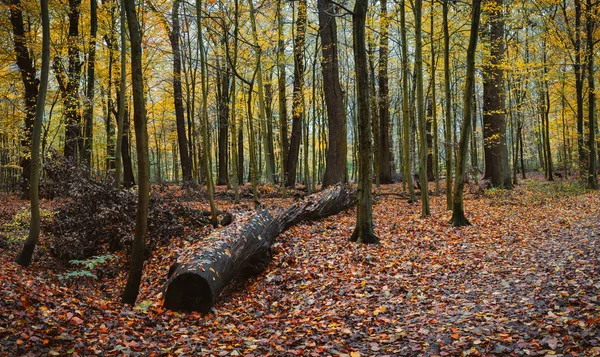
{"left": 378, "top": 0, "right": 392, "bottom": 184}
{"left": 247, "top": 0, "right": 275, "bottom": 184}
{"left": 15, "top": 0, "right": 49, "bottom": 267}
{"left": 587, "top": 0, "right": 598, "bottom": 189}
{"left": 171, "top": 0, "right": 193, "bottom": 185}
{"left": 368, "top": 36, "right": 380, "bottom": 186}
{"left": 115, "top": 93, "right": 136, "bottom": 188}
{"left": 277, "top": 0, "right": 288, "bottom": 194}
{"left": 286, "top": 0, "right": 307, "bottom": 187}
{"left": 541, "top": 40, "right": 553, "bottom": 181}
{"left": 197, "top": 0, "right": 218, "bottom": 226}
{"left": 122, "top": 0, "right": 150, "bottom": 305}
{"left": 482, "top": 0, "right": 511, "bottom": 188}
{"left": 443, "top": 0, "right": 452, "bottom": 209}
{"left": 6, "top": 0, "right": 39, "bottom": 198}
{"left": 451, "top": 0, "right": 481, "bottom": 227}
{"left": 318, "top": 0, "right": 348, "bottom": 187}
{"left": 56, "top": 0, "right": 83, "bottom": 161}
{"left": 426, "top": 99, "right": 435, "bottom": 181}
{"left": 574, "top": 0, "right": 586, "bottom": 180}
{"left": 415, "top": 0, "right": 430, "bottom": 216}
{"left": 351, "top": 0, "right": 379, "bottom": 244}
{"left": 105, "top": 5, "right": 116, "bottom": 174}
{"left": 82, "top": 0, "right": 97, "bottom": 169}
{"left": 401, "top": 0, "right": 416, "bottom": 203}
{"left": 163, "top": 184, "right": 356, "bottom": 313}
{"left": 216, "top": 41, "right": 230, "bottom": 186}
{"left": 114, "top": 0, "right": 127, "bottom": 188}
{"left": 431, "top": 0, "right": 440, "bottom": 194}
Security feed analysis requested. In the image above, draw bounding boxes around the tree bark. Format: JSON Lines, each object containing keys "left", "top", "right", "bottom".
{"left": 5, "top": 0, "right": 39, "bottom": 198}
{"left": 122, "top": 0, "right": 150, "bottom": 305}
{"left": 483, "top": 0, "right": 511, "bottom": 188}
{"left": 171, "top": 0, "right": 193, "bottom": 185}
{"left": 443, "top": 0, "right": 452, "bottom": 209}
{"left": 216, "top": 39, "right": 230, "bottom": 186}
{"left": 197, "top": 0, "right": 219, "bottom": 226}
{"left": 451, "top": 0, "right": 482, "bottom": 227}
{"left": 587, "top": 0, "right": 598, "bottom": 189}
{"left": 318, "top": 0, "right": 348, "bottom": 187}
{"left": 277, "top": 0, "right": 288, "bottom": 193}
{"left": 286, "top": 0, "right": 307, "bottom": 187}
{"left": 82, "top": 0, "right": 97, "bottom": 169}
{"left": 163, "top": 184, "right": 356, "bottom": 313}
{"left": 378, "top": 0, "right": 392, "bottom": 184}
{"left": 415, "top": 0, "right": 431, "bottom": 216}
{"left": 15, "top": 0, "right": 49, "bottom": 267}
{"left": 401, "top": 0, "right": 416, "bottom": 203}
{"left": 56, "top": 0, "right": 83, "bottom": 161}
{"left": 351, "top": 0, "right": 379, "bottom": 244}
{"left": 114, "top": 0, "right": 127, "bottom": 188}
{"left": 426, "top": 99, "right": 435, "bottom": 181}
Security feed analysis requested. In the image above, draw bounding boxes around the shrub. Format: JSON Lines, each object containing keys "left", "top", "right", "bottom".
{"left": 45, "top": 179, "right": 208, "bottom": 261}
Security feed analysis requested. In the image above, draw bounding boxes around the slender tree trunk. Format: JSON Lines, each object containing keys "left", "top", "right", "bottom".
{"left": 122, "top": 0, "right": 150, "bottom": 305}
{"left": 401, "top": 0, "right": 416, "bottom": 203}
{"left": 105, "top": 4, "right": 116, "bottom": 174}
{"left": 415, "top": 0, "right": 430, "bottom": 216}
{"left": 451, "top": 0, "right": 482, "bottom": 227}
{"left": 15, "top": 0, "right": 49, "bottom": 267}
{"left": 82, "top": 0, "right": 97, "bottom": 169}
{"left": 230, "top": 0, "right": 240, "bottom": 202}
{"left": 277, "top": 0, "right": 288, "bottom": 195}
{"left": 541, "top": 41, "right": 553, "bottom": 181}
{"left": 431, "top": 0, "right": 440, "bottom": 194}
{"left": 351, "top": 0, "right": 379, "bottom": 244}
{"left": 115, "top": 1, "right": 127, "bottom": 188}
{"left": 587, "top": 0, "right": 598, "bottom": 189}
{"left": 519, "top": 122, "right": 526, "bottom": 178}
{"left": 286, "top": 0, "right": 307, "bottom": 187}
{"left": 197, "top": 0, "right": 218, "bottom": 226}
{"left": 216, "top": 40, "right": 230, "bottom": 187}
{"left": 318, "top": 0, "right": 348, "bottom": 187}
{"left": 472, "top": 86, "right": 479, "bottom": 170}
{"left": 426, "top": 100, "right": 435, "bottom": 181}
{"left": 171, "top": 0, "right": 193, "bottom": 185}
{"left": 443, "top": 0, "right": 452, "bottom": 208}
{"left": 368, "top": 36, "right": 380, "bottom": 186}
{"left": 247, "top": 0, "right": 275, "bottom": 184}
{"left": 378, "top": 0, "right": 392, "bottom": 184}
{"left": 574, "top": 0, "right": 586, "bottom": 181}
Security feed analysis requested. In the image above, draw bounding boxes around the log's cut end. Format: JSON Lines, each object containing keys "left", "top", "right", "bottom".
{"left": 163, "top": 272, "right": 213, "bottom": 313}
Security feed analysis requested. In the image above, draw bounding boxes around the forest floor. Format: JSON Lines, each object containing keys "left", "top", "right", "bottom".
{"left": 1, "top": 175, "right": 599, "bottom": 356}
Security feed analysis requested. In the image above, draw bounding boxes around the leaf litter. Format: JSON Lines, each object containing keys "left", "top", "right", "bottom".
{"left": 0, "top": 179, "right": 599, "bottom": 356}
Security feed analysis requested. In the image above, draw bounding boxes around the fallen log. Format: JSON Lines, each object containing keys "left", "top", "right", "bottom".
{"left": 163, "top": 184, "right": 355, "bottom": 312}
